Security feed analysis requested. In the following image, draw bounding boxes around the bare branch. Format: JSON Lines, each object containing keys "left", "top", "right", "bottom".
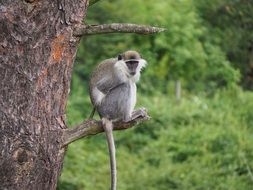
{"left": 73, "top": 23, "right": 166, "bottom": 36}
{"left": 62, "top": 108, "right": 150, "bottom": 147}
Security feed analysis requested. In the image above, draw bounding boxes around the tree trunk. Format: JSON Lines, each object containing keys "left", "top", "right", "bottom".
{"left": 0, "top": 0, "right": 88, "bottom": 189}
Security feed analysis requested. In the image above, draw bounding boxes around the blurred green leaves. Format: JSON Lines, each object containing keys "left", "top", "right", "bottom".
{"left": 75, "top": 0, "right": 244, "bottom": 95}
{"left": 58, "top": 0, "right": 253, "bottom": 189}
{"left": 59, "top": 89, "right": 253, "bottom": 190}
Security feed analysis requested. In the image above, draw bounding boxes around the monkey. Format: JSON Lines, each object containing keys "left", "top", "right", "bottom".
{"left": 89, "top": 50, "right": 147, "bottom": 190}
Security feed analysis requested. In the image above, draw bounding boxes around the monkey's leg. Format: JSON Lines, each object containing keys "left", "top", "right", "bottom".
{"left": 102, "top": 118, "right": 117, "bottom": 190}
{"left": 89, "top": 106, "right": 96, "bottom": 119}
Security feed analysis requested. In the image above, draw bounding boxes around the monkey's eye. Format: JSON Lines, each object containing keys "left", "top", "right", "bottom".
{"left": 118, "top": 54, "right": 123, "bottom": 60}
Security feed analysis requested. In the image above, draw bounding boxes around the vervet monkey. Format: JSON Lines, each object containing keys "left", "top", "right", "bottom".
{"left": 89, "top": 50, "right": 147, "bottom": 190}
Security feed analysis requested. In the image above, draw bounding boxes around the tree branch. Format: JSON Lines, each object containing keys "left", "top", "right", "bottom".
{"left": 73, "top": 23, "right": 166, "bottom": 36}
{"left": 62, "top": 108, "right": 150, "bottom": 147}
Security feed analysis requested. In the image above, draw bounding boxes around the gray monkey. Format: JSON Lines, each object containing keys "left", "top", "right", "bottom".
{"left": 89, "top": 50, "right": 147, "bottom": 190}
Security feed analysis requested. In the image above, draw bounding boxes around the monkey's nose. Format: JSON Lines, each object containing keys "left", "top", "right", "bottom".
{"left": 130, "top": 71, "right": 136, "bottom": 75}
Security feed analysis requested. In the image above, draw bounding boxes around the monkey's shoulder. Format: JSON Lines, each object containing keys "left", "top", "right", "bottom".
{"left": 97, "top": 58, "right": 117, "bottom": 70}
{"left": 90, "top": 58, "right": 116, "bottom": 81}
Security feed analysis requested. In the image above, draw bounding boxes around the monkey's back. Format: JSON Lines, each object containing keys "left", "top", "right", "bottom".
{"left": 89, "top": 58, "right": 117, "bottom": 106}
{"left": 89, "top": 58, "right": 116, "bottom": 84}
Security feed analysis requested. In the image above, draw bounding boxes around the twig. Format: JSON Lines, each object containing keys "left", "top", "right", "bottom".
{"left": 62, "top": 108, "right": 150, "bottom": 147}
{"left": 73, "top": 23, "right": 166, "bottom": 36}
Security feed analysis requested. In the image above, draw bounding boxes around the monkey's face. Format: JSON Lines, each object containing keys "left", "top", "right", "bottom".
{"left": 117, "top": 51, "right": 147, "bottom": 78}
{"left": 125, "top": 60, "right": 139, "bottom": 76}
{"left": 115, "top": 50, "right": 147, "bottom": 82}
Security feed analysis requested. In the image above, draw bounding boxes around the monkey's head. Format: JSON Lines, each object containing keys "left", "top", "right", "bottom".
{"left": 116, "top": 50, "right": 147, "bottom": 81}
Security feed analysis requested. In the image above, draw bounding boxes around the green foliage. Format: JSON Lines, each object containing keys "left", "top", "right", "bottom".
{"left": 194, "top": 0, "right": 253, "bottom": 89}
{"left": 58, "top": 0, "right": 253, "bottom": 189}
{"left": 58, "top": 88, "right": 253, "bottom": 190}
{"left": 75, "top": 0, "right": 241, "bottom": 94}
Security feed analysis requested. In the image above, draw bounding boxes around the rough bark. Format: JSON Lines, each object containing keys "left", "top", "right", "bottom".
{"left": 0, "top": 0, "right": 155, "bottom": 189}
{"left": 0, "top": 0, "right": 88, "bottom": 189}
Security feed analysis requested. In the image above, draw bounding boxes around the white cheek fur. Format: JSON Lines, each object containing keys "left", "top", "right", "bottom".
{"left": 137, "top": 59, "right": 147, "bottom": 72}
{"left": 132, "top": 59, "right": 147, "bottom": 82}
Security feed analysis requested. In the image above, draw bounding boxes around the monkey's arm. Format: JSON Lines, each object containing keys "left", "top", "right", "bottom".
{"left": 90, "top": 80, "right": 125, "bottom": 119}
{"left": 96, "top": 77, "right": 125, "bottom": 96}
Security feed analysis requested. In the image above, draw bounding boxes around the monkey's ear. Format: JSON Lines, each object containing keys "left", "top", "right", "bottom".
{"left": 118, "top": 54, "right": 123, "bottom": 61}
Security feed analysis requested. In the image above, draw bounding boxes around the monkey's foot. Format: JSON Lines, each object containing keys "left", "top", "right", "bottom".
{"left": 131, "top": 108, "right": 147, "bottom": 120}
{"left": 122, "top": 108, "right": 147, "bottom": 122}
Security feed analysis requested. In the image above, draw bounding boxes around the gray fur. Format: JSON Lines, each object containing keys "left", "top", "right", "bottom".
{"left": 88, "top": 51, "right": 144, "bottom": 190}
{"left": 89, "top": 58, "right": 125, "bottom": 107}
{"left": 89, "top": 56, "right": 137, "bottom": 121}
{"left": 97, "top": 82, "right": 132, "bottom": 121}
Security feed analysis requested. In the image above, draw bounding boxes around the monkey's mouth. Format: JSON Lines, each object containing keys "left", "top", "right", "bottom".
{"left": 130, "top": 71, "right": 136, "bottom": 75}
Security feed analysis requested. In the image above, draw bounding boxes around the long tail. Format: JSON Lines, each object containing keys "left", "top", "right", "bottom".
{"left": 102, "top": 118, "right": 117, "bottom": 190}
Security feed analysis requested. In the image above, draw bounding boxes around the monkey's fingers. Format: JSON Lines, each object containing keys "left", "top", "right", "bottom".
{"left": 131, "top": 108, "right": 147, "bottom": 120}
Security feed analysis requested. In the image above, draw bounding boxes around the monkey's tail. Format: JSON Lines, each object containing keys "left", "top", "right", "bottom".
{"left": 103, "top": 119, "right": 117, "bottom": 190}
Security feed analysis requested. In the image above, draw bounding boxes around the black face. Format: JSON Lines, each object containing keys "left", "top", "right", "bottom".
{"left": 126, "top": 60, "right": 139, "bottom": 76}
